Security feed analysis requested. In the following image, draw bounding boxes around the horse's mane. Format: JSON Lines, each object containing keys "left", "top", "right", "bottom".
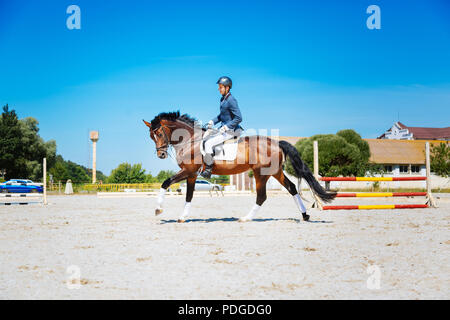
{"left": 150, "top": 111, "right": 204, "bottom": 130}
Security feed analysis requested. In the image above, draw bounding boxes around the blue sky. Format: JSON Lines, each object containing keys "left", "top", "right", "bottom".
{"left": 1, "top": 0, "right": 449, "bottom": 176}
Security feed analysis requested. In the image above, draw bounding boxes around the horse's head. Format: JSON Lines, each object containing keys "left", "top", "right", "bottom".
{"left": 143, "top": 119, "right": 171, "bottom": 159}
{"left": 144, "top": 111, "right": 201, "bottom": 160}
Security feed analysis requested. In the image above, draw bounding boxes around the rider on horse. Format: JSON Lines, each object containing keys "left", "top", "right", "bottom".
{"left": 201, "top": 76, "right": 244, "bottom": 178}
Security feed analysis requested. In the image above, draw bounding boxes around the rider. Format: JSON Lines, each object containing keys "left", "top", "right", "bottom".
{"left": 201, "top": 76, "right": 243, "bottom": 178}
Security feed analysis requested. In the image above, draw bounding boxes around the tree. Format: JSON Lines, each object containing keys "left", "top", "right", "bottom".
{"left": 0, "top": 105, "right": 57, "bottom": 181}
{"left": 145, "top": 173, "right": 157, "bottom": 183}
{"left": 214, "top": 175, "right": 230, "bottom": 184}
{"left": 49, "top": 160, "right": 70, "bottom": 182}
{"left": 86, "top": 168, "right": 108, "bottom": 183}
{"left": 49, "top": 155, "right": 105, "bottom": 183}
{"left": 108, "top": 163, "right": 147, "bottom": 183}
{"left": 336, "top": 129, "right": 370, "bottom": 160}
{"left": 19, "top": 117, "right": 57, "bottom": 181}
{"left": 0, "top": 104, "right": 25, "bottom": 179}
{"left": 285, "top": 129, "right": 375, "bottom": 178}
{"left": 155, "top": 170, "right": 176, "bottom": 183}
{"left": 65, "top": 161, "right": 91, "bottom": 183}
{"left": 430, "top": 142, "right": 450, "bottom": 177}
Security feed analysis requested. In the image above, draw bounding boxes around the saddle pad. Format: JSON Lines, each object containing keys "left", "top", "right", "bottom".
{"left": 212, "top": 142, "right": 239, "bottom": 161}
{"left": 200, "top": 135, "right": 241, "bottom": 161}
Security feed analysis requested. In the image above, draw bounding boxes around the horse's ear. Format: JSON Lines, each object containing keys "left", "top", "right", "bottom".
{"left": 143, "top": 119, "right": 152, "bottom": 128}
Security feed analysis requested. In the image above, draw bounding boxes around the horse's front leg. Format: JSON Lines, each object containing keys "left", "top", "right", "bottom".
{"left": 155, "top": 169, "right": 189, "bottom": 216}
{"left": 177, "top": 175, "right": 197, "bottom": 223}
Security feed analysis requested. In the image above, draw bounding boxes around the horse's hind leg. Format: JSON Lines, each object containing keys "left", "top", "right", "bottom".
{"left": 239, "top": 171, "right": 269, "bottom": 222}
{"left": 273, "top": 170, "right": 310, "bottom": 221}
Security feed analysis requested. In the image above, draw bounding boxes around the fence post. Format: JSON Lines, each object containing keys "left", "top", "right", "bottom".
{"left": 425, "top": 142, "right": 437, "bottom": 208}
{"left": 311, "top": 141, "right": 323, "bottom": 210}
{"left": 43, "top": 158, "right": 48, "bottom": 205}
{"left": 313, "top": 140, "right": 319, "bottom": 180}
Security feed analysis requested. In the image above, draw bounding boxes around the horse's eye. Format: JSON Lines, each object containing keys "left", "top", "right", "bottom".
{"left": 159, "top": 133, "right": 162, "bottom": 137}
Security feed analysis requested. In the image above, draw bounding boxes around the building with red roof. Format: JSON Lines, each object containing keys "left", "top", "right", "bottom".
{"left": 378, "top": 122, "right": 450, "bottom": 141}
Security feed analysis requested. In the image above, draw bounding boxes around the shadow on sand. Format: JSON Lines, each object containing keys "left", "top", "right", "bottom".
{"left": 159, "top": 217, "right": 333, "bottom": 224}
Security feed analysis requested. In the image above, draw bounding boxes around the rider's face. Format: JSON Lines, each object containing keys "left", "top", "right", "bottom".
{"left": 218, "top": 84, "right": 229, "bottom": 96}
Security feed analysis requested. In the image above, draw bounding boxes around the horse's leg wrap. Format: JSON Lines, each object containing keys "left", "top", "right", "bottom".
{"left": 293, "top": 194, "right": 306, "bottom": 213}
{"left": 178, "top": 202, "right": 191, "bottom": 222}
{"left": 293, "top": 194, "right": 310, "bottom": 221}
{"left": 155, "top": 188, "right": 166, "bottom": 215}
{"left": 239, "top": 204, "right": 261, "bottom": 222}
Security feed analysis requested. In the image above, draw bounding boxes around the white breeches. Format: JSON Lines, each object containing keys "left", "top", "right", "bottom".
{"left": 204, "top": 131, "right": 234, "bottom": 154}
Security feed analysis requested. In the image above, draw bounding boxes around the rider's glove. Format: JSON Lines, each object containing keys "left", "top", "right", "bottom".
{"left": 219, "top": 125, "right": 229, "bottom": 133}
{"left": 207, "top": 120, "right": 214, "bottom": 129}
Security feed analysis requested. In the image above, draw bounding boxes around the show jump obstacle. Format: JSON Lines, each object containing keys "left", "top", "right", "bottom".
{"left": 310, "top": 141, "right": 437, "bottom": 210}
{"left": 1, "top": 158, "right": 48, "bottom": 206}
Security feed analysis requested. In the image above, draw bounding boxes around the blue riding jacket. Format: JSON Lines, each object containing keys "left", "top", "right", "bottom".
{"left": 212, "top": 93, "right": 243, "bottom": 131}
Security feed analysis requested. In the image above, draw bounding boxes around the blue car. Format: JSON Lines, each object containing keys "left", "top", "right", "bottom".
{"left": 0, "top": 179, "right": 44, "bottom": 193}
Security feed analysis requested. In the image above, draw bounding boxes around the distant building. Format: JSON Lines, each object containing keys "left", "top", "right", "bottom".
{"left": 378, "top": 122, "right": 450, "bottom": 141}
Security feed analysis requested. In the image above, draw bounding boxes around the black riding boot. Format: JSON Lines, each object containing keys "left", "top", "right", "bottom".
{"left": 200, "top": 153, "right": 214, "bottom": 179}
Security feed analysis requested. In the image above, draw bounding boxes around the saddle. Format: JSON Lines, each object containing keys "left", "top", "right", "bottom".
{"left": 200, "top": 131, "right": 241, "bottom": 161}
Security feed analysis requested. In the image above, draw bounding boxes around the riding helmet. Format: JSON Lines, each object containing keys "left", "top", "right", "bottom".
{"left": 216, "top": 76, "right": 232, "bottom": 88}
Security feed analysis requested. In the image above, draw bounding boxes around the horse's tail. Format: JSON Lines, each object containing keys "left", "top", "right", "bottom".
{"left": 279, "top": 140, "right": 336, "bottom": 203}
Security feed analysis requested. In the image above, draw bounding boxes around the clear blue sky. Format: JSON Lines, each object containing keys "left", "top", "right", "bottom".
{"left": 1, "top": 0, "right": 449, "bottom": 176}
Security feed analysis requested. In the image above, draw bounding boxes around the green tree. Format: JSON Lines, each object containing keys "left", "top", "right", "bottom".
{"left": 430, "top": 142, "right": 450, "bottom": 177}
{"left": 145, "top": 173, "right": 157, "bottom": 183}
{"left": 108, "top": 163, "right": 147, "bottom": 183}
{"left": 86, "top": 168, "right": 108, "bottom": 183}
{"left": 0, "top": 104, "right": 25, "bottom": 179}
{"left": 65, "top": 161, "right": 91, "bottom": 183}
{"left": 285, "top": 130, "right": 374, "bottom": 178}
{"left": 0, "top": 105, "right": 57, "bottom": 181}
{"left": 19, "top": 117, "right": 57, "bottom": 181}
{"left": 48, "top": 160, "right": 70, "bottom": 182}
{"left": 214, "top": 175, "right": 230, "bottom": 183}
{"left": 48, "top": 155, "right": 105, "bottom": 183}
{"left": 155, "top": 170, "right": 176, "bottom": 182}
{"left": 336, "top": 129, "right": 370, "bottom": 160}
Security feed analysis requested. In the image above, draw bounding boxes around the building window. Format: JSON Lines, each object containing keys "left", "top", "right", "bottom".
{"left": 399, "top": 165, "right": 409, "bottom": 173}
{"left": 411, "top": 165, "right": 420, "bottom": 173}
{"left": 384, "top": 165, "right": 393, "bottom": 173}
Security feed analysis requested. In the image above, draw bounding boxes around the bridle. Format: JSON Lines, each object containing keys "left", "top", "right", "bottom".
{"left": 150, "top": 120, "right": 212, "bottom": 159}
{"left": 152, "top": 124, "right": 172, "bottom": 153}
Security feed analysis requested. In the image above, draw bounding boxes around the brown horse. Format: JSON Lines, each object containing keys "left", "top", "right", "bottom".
{"left": 143, "top": 111, "right": 336, "bottom": 222}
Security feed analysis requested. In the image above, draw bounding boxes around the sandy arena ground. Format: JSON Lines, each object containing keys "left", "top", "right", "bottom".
{"left": 0, "top": 193, "right": 449, "bottom": 299}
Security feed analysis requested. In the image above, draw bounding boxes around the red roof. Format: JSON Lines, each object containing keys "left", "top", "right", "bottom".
{"left": 397, "top": 122, "right": 450, "bottom": 140}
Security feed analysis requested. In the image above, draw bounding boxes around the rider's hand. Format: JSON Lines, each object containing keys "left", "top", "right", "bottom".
{"left": 207, "top": 120, "right": 214, "bottom": 129}
{"left": 219, "top": 125, "right": 229, "bottom": 133}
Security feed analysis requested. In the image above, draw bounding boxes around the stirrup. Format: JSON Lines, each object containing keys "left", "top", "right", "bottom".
{"left": 200, "top": 166, "right": 212, "bottom": 178}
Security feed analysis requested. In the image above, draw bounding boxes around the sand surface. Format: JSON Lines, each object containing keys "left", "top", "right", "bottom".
{"left": 0, "top": 193, "right": 449, "bottom": 299}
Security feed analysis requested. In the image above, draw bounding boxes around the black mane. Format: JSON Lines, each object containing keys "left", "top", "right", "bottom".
{"left": 150, "top": 111, "right": 203, "bottom": 130}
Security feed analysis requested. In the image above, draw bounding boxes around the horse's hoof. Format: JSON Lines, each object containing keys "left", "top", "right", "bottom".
{"left": 155, "top": 208, "right": 163, "bottom": 216}
{"left": 302, "top": 214, "right": 310, "bottom": 221}
{"left": 177, "top": 218, "right": 186, "bottom": 223}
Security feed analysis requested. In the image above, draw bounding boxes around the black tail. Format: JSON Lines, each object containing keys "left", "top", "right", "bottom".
{"left": 279, "top": 140, "right": 336, "bottom": 203}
